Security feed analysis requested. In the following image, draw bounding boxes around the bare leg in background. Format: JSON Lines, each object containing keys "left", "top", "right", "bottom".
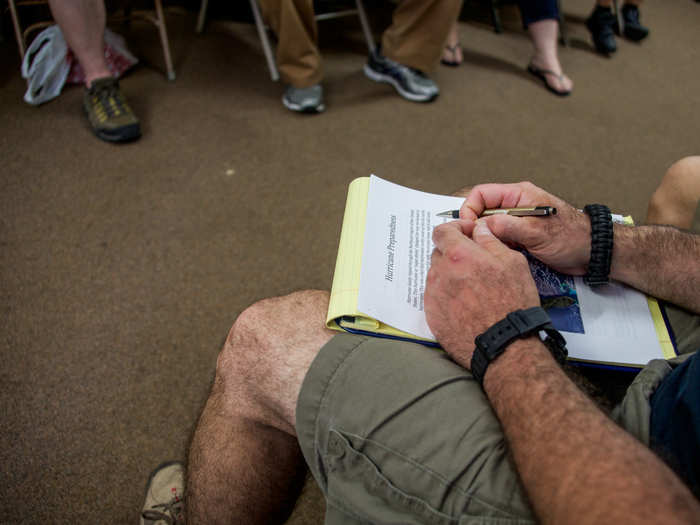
{"left": 647, "top": 156, "right": 700, "bottom": 229}
{"left": 441, "top": 23, "right": 463, "bottom": 65}
{"left": 528, "top": 19, "right": 573, "bottom": 93}
{"left": 441, "top": 19, "right": 572, "bottom": 93}
{"left": 187, "top": 290, "right": 333, "bottom": 524}
{"left": 47, "top": 0, "right": 111, "bottom": 86}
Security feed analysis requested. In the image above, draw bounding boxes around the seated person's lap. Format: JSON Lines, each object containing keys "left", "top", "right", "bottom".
{"left": 296, "top": 333, "right": 536, "bottom": 524}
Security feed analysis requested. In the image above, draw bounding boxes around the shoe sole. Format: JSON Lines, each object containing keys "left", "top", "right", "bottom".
{"left": 440, "top": 59, "right": 460, "bottom": 68}
{"left": 282, "top": 96, "right": 325, "bottom": 114}
{"left": 95, "top": 124, "right": 142, "bottom": 143}
{"left": 623, "top": 27, "right": 649, "bottom": 41}
{"left": 594, "top": 43, "right": 616, "bottom": 55}
{"left": 363, "top": 65, "right": 438, "bottom": 103}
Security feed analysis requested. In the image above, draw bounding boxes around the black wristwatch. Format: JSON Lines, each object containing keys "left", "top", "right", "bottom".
{"left": 583, "top": 204, "right": 613, "bottom": 286}
{"left": 471, "top": 307, "right": 567, "bottom": 387}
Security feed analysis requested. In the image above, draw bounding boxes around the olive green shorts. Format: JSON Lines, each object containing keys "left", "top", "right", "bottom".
{"left": 296, "top": 334, "right": 536, "bottom": 525}
{"left": 296, "top": 211, "right": 700, "bottom": 524}
{"left": 297, "top": 327, "right": 699, "bottom": 524}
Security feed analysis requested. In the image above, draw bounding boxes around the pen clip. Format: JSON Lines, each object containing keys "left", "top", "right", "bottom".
{"left": 509, "top": 207, "right": 550, "bottom": 216}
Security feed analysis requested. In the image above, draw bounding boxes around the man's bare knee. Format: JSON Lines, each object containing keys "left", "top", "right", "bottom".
{"left": 220, "top": 290, "right": 331, "bottom": 369}
{"left": 661, "top": 157, "right": 700, "bottom": 193}
{"left": 214, "top": 290, "right": 333, "bottom": 433}
{"left": 669, "top": 156, "right": 700, "bottom": 175}
{"left": 648, "top": 157, "right": 700, "bottom": 227}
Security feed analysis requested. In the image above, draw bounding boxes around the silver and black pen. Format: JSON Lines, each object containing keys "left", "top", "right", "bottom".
{"left": 436, "top": 206, "right": 557, "bottom": 219}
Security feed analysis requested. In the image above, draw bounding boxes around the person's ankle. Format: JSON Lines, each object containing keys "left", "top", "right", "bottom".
{"left": 531, "top": 53, "right": 561, "bottom": 74}
{"left": 446, "top": 30, "right": 459, "bottom": 48}
{"left": 85, "top": 71, "right": 113, "bottom": 88}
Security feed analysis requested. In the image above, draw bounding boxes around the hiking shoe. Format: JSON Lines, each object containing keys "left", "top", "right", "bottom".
{"left": 363, "top": 49, "right": 439, "bottom": 103}
{"left": 140, "top": 461, "right": 185, "bottom": 525}
{"left": 282, "top": 84, "right": 325, "bottom": 113}
{"left": 621, "top": 4, "right": 649, "bottom": 41}
{"left": 585, "top": 6, "right": 617, "bottom": 55}
{"left": 83, "top": 77, "right": 141, "bottom": 143}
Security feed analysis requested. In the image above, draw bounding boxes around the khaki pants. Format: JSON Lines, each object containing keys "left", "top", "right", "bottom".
{"left": 258, "top": 0, "right": 461, "bottom": 87}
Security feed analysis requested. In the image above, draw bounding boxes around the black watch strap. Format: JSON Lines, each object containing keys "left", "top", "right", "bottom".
{"left": 583, "top": 204, "right": 613, "bottom": 286}
{"left": 471, "top": 307, "right": 567, "bottom": 387}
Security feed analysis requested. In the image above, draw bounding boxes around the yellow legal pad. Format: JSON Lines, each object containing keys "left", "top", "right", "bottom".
{"left": 326, "top": 177, "right": 434, "bottom": 342}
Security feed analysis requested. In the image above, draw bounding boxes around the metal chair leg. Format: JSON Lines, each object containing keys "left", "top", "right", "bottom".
{"left": 556, "top": 0, "right": 568, "bottom": 46}
{"left": 153, "top": 0, "right": 176, "bottom": 80}
{"left": 612, "top": 0, "right": 623, "bottom": 35}
{"left": 196, "top": 0, "right": 208, "bottom": 34}
{"left": 489, "top": 0, "right": 503, "bottom": 33}
{"left": 8, "top": 0, "right": 26, "bottom": 59}
{"left": 249, "top": 0, "right": 280, "bottom": 82}
{"left": 208, "top": 0, "right": 372, "bottom": 83}
{"left": 355, "top": 0, "right": 375, "bottom": 53}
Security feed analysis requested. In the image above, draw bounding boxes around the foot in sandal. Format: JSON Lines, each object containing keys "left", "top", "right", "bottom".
{"left": 440, "top": 23, "right": 463, "bottom": 67}
{"left": 527, "top": 55, "right": 573, "bottom": 97}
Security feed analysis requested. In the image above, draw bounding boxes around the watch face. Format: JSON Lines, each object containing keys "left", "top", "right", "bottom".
{"left": 474, "top": 309, "right": 568, "bottom": 387}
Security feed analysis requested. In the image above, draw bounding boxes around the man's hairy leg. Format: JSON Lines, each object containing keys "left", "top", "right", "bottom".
{"left": 187, "top": 290, "right": 333, "bottom": 524}
{"left": 647, "top": 156, "right": 700, "bottom": 229}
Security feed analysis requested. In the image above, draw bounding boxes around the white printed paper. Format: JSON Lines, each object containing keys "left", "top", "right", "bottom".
{"left": 358, "top": 176, "right": 464, "bottom": 339}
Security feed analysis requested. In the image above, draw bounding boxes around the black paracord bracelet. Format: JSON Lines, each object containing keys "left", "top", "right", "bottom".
{"left": 471, "top": 307, "right": 568, "bottom": 388}
{"left": 583, "top": 204, "right": 613, "bottom": 286}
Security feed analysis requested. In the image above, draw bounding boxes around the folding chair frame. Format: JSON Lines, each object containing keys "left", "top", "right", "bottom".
{"left": 196, "top": 0, "right": 376, "bottom": 82}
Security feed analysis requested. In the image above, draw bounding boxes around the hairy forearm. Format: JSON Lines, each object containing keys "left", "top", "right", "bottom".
{"left": 610, "top": 224, "right": 700, "bottom": 313}
{"left": 484, "top": 338, "right": 700, "bottom": 525}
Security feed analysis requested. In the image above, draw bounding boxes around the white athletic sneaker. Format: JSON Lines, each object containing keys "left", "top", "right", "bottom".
{"left": 140, "top": 461, "right": 185, "bottom": 525}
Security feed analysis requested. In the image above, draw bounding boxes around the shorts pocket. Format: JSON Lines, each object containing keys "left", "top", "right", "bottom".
{"left": 323, "top": 430, "right": 535, "bottom": 525}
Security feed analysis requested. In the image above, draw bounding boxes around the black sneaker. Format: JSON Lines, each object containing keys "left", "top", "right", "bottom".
{"left": 621, "top": 4, "right": 649, "bottom": 41}
{"left": 83, "top": 77, "right": 141, "bottom": 143}
{"left": 363, "top": 50, "right": 438, "bottom": 103}
{"left": 585, "top": 6, "right": 617, "bottom": 55}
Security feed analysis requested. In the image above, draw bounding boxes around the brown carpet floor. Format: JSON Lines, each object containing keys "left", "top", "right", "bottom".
{"left": 1, "top": 1, "right": 699, "bottom": 522}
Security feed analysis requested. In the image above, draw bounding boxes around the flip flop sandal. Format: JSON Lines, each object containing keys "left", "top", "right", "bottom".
{"left": 441, "top": 43, "right": 462, "bottom": 67}
{"left": 527, "top": 63, "right": 572, "bottom": 97}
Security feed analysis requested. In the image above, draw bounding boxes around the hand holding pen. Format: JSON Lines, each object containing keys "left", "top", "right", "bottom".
{"left": 448, "top": 182, "right": 594, "bottom": 276}
{"left": 437, "top": 206, "right": 557, "bottom": 219}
